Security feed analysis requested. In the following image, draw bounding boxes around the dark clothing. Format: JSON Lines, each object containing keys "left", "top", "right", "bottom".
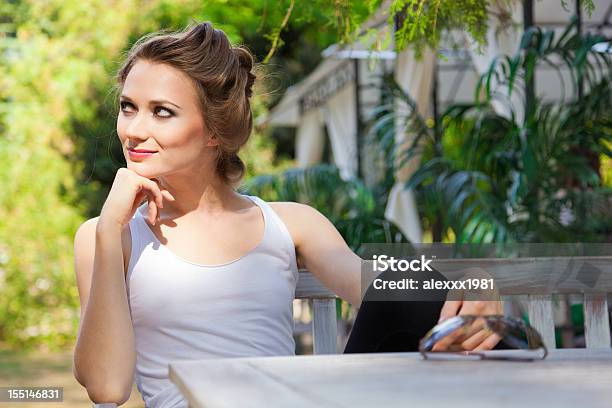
{"left": 344, "top": 299, "right": 444, "bottom": 353}
{"left": 344, "top": 265, "right": 510, "bottom": 353}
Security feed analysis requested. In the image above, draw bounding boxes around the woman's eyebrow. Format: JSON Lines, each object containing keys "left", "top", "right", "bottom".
{"left": 120, "top": 94, "right": 182, "bottom": 110}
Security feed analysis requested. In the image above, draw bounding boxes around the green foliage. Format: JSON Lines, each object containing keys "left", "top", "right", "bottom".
{"left": 390, "top": 0, "right": 490, "bottom": 54}
{"left": 0, "top": 0, "right": 141, "bottom": 349}
{"left": 262, "top": 0, "right": 597, "bottom": 57}
{"left": 372, "top": 20, "right": 611, "bottom": 245}
{"left": 263, "top": 0, "right": 371, "bottom": 49}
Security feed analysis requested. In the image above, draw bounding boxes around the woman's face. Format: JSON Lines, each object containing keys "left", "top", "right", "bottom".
{"left": 117, "top": 59, "right": 216, "bottom": 179}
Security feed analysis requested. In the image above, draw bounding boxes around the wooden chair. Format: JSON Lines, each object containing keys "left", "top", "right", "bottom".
{"left": 299, "top": 256, "right": 612, "bottom": 352}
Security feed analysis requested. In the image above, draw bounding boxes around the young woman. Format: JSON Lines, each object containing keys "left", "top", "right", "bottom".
{"left": 72, "top": 22, "right": 502, "bottom": 407}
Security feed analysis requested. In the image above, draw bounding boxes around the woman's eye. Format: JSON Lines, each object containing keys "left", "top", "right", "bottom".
{"left": 119, "top": 102, "right": 173, "bottom": 118}
{"left": 154, "top": 106, "right": 173, "bottom": 118}
{"left": 119, "top": 101, "right": 134, "bottom": 112}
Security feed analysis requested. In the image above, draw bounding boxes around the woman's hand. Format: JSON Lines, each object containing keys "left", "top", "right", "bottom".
{"left": 432, "top": 268, "right": 503, "bottom": 352}
{"left": 432, "top": 299, "right": 504, "bottom": 351}
{"left": 99, "top": 168, "right": 175, "bottom": 229}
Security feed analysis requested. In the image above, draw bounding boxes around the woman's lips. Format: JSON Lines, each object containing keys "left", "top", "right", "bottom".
{"left": 128, "top": 148, "right": 157, "bottom": 159}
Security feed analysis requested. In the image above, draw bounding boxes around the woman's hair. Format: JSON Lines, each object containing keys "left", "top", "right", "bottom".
{"left": 115, "top": 21, "right": 256, "bottom": 185}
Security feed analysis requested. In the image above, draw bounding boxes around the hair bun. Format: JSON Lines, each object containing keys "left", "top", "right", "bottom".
{"left": 233, "top": 47, "right": 256, "bottom": 98}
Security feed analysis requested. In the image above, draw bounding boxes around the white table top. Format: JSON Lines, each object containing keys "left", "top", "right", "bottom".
{"left": 169, "top": 349, "right": 612, "bottom": 408}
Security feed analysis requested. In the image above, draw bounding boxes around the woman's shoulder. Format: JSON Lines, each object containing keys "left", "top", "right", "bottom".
{"left": 265, "top": 202, "right": 312, "bottom": 269}
{"left": 266, "top": 200, "right": 320, "bottom": 223}
{"left": 266, "top": 200, "right": 324, "bottom": 215}
{"left": 266, "top": 200, "right": 308, "bottom": 214}
{"left": 266, "top": 201, "right": 329, "bottom": 245}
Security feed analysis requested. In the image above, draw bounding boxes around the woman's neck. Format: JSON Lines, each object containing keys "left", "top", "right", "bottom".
{"left": 156, "top": 173, "right": 241, "bottom": 218}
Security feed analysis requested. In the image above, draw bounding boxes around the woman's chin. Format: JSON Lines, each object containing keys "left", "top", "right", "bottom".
{"left": 127, "top": 163, "right": 156, "bottom": 178}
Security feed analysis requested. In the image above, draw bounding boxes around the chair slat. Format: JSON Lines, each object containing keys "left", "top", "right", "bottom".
{"left": 312, "top": 299, "right": 338, "bottom": 354}
{"left": 295, "top": 270, "right": 336, "bottom": 299}
{"left": 584, "top": 293, "right": 611, "bottom": 349}
{"left": 528, "top": 294, "right": 557, "bottom": 349}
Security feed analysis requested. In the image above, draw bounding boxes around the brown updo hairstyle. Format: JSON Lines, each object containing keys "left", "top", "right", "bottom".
{"left": 115, "top": 21, "right": 256, "bottom": 185}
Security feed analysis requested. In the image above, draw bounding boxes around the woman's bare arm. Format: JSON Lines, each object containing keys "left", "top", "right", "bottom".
{"left": 275, "top": 202, "right": 504, "bottom": 350}
{"left": 273, "top": 202, "right": 503, "bottom": 332}
{"left": 73, "top": 217, "right": 135, "bottom": 405}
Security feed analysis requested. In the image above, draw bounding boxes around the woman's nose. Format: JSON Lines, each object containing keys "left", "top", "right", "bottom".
{"left": 124, "top": 112, "right": 151, "bottom": 140}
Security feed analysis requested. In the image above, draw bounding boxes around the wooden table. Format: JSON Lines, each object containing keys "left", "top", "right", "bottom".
{"left": 169, "top": 349, "right": 612, "bottom": 408}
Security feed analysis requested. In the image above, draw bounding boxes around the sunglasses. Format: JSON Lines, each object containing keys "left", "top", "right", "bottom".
{"left": 419, "top": 315, "right": 548, "bottom": 361}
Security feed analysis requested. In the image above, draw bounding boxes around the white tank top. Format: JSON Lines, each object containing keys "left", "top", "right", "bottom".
{"left": 126, "top": 194, "right": 298, "bottom": 407}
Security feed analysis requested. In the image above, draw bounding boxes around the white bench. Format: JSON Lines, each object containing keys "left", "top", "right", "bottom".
{"left": 297, "top": 256, "right": 612, "bottom": 353}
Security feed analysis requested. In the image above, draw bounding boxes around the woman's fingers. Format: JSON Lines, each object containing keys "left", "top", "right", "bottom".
{"left": 140, "top": 178, "right": 163, "bottom": 208}
{"left": 431, "top": 320, "right": 476, "bottom": 351}
{"left": 431, "top": 330, "right": 464, "bottom": 351}
{"left": 148, "top": 198, "right": 157, "bottom": 225}
{"left": 461, "top": 326, "right": 491, "bottom": 350}
{"left": 431, "top": 299, "right": 464, "bottom": 351}
{"left": 474, "top": 332, "right": 502, "bottom": 351}
{"left": 140, "top": 178, "right": 177, "bottom": 225}
{"left": 456, "top": 320, "right": 484, "bottom": 343}
{"left": 438, "top": 299, "right": 463, "bottom": 323}
{"left": 161, "top": 189, "right": 176, "bottom": 202}
{"left": 148, "top": 178, "right": 177, "bottom": 207}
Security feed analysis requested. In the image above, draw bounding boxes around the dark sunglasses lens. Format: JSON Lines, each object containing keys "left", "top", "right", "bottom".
{"left": 486, "top": 317, "right": 542, "bottom": 350}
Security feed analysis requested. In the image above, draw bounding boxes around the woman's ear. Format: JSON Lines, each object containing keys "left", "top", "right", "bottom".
{"left": 206, "top": 135, "right": 219, "bottom": 147}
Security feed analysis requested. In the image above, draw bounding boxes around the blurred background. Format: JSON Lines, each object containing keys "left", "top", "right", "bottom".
{"left": 0, "top": 0, "right": 610, "bottom": 406}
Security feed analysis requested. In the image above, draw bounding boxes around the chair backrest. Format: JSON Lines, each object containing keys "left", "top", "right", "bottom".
{"left": 295, "top": 269, "right": 339, "bottom": 354}
{"left": 297, "top": 256, "right": 612, "bottom": 353}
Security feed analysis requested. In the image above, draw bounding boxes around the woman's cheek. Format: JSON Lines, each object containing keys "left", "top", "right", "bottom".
{"left": 116, "top": 118, "right": 127, "bottom": 142}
